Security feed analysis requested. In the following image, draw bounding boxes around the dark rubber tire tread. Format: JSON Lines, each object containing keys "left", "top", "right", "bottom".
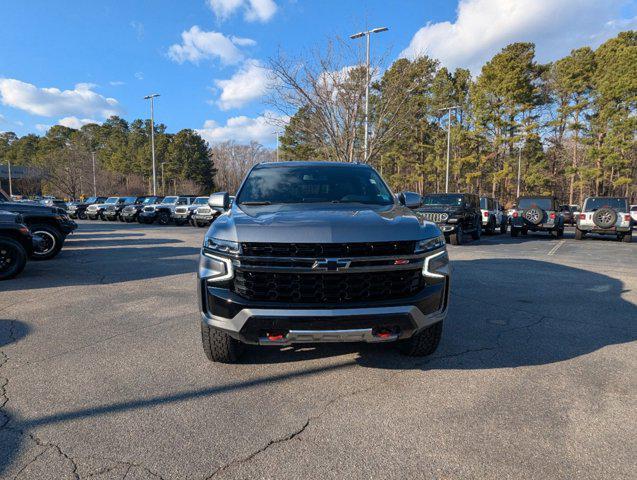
{"left": 201, "top": 324, "right": 245, "bottom": 363}
{"left": 398, "top": 321, "right": 443, "bottom": 357}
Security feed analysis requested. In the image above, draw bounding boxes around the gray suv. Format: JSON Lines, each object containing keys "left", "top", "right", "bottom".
{"left": 197, "top": 162, "right": 450, "bottom": 363}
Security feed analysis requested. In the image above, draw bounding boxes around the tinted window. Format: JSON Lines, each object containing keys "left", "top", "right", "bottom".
{"left": 422, "top": 195, "right": 463, "bottom": 206}
{"left": 194, "top": 197, "right": 208, "bottom": 205}
{"left": 84, "top": 197, "right": 98, "bottom": 204}
{"left": 122, "top": 197, "right": 136, "bottom": 203}
{"left": 104, "top": 197, "right": 118, "bottom": 204}
{"left": 583, "top": 198, "right": 627, "bottom": 212}
{"left": 162, "top": 196, "right": 178, "bottom": 204}
{"left": 480, "top": 198, "right": 493, "bottom": 209}
{"left": 518, "top": 198, "right": 552, "bottom": 210}
{"left": 631, "top": 206, "right": 637, "bottom": 212}
{"left": 143, "top": 197, "right": 158, "bottom": 204}
{"left": 237, "top": 165, "right": 393, "bottom": 205}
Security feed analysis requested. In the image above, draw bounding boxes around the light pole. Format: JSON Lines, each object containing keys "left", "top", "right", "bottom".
{"left": 350, "top": 26, "right": 388, "bottom": 163}
{"left": 160, "top": 162, "right": 165, "bottom": 195}
{"left": 439, "top": 106, "right": 460, "bottom": 193}
{"left": 144, "top": 93, "right": 160, "bottom": 195}
{"left": 7, "top": 159, "right": 12, "bottom": 197}
{"left": 517, "top": 145, "right": 522, "bottom": 198}
{"left": 273, "top": 131, "right": 281, "bottom": 161}
{"left": 91, "top": 151, "right": 97, "bottom": 197}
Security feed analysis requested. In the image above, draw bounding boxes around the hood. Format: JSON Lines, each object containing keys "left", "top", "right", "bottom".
{"left": 209, "top": 203, "right": 441, "bottom": 243}
{"left": 0, "top": 201, "right": 57, "bottom": 215}
{"left": 418, "top": 205, "right": 462, "bottom": 214}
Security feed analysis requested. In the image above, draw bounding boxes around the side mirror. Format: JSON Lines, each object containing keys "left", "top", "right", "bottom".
{"left": 398, "top": 192, "right": 422, "bottom": 209}
{"left": 208, "top": 192, "right": 230, "bottom": 211}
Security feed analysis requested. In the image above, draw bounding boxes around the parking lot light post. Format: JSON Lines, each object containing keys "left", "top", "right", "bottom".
{"left": 517, "top": 145, "right": 522, "bottom": 198}
{"left": 439, "top": 106, "right": 460, "bottom": 193}
{"left": 91, "top": 151, "right": 97, "bottom": 197}
{"left": 7, "top": 159, "right": 12, "bottom": 197}
{"left": 144, "top": 94, "right": 160, "bottom": 196}
{"left": 350, "top": 26, "right": 388, "bottom": 163}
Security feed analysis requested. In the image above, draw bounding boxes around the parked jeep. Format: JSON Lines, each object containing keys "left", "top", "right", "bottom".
{"left": 0, "top": 210, "right": 35, "bottom": 280}
{"left": 172, "top": 196, "right": 209, "bottom": 226}
{"left": 67, "top": 196, "right": 107, "bottom": 219}
{"left": 120, "top": 196, "right": 164, "bottom": 222}
{"left": 86, "top": 196, "right": 120, "bottom": 220}
{"left": 559, "top": 204, "right": 577, "bottom": 226}
{"left": 138, "top": 195, "right": 196, "bottom": 225}
{"left": 418, "top": 193, "right": 482, "bottom": 245}
{"left": 103, "top": 196, "right": 145, "bottom": 221}
{"left": 510, "top": 196, "right": 564, "bottom": 238}
{"left": 0, "top": 191, "right": 77, "bottom": 260}
{"left": 575, "top": 197, "right": 632, "bottom": 242}
{"left": 198, "top": 162, "right": 449, "bottom": 363}
{"left": 479, "top": 197, "right": 507, "bottom": 234}
{"left": 191, "top": 203, "right": 219, "bottom": 227}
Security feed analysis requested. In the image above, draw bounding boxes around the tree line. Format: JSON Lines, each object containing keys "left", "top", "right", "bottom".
{"left": 0, "top": 117, "right": 216, "bottom": 199}
{"left": 275, "top": 31, "right": 636, "bottom": 205}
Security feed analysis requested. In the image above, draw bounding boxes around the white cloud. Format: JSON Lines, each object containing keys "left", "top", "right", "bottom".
{"left": 0, "top": 79, "right": 122, "bottom": 118}
{"left": 401, "top": 0, "right": 637, "bottom": 74}
{"left": 167, "top": 26, "right": 254, "bottom": 65}
{"left": 197, "top": 113, "right": 279, "bottom": 144}
{"left": 230, "top": 36, "right": 257, "bottom": 47}
{"left": 134, "top": 72, "right": 144, "bottom": 81}
{"left": 207, "top": 0, "right": 278, "bottom": 23}
{"left": 214, "top": 60, "right": 273, "bottom": 110}
{"left": 58, "top": 116, "right": 100, "bottom": 129}
{"left": 109, "top": 80, "right": 125, "bottom": 86}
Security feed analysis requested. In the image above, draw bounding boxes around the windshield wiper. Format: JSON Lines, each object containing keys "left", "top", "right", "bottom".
{"left": 240, "top": 201, "right": 272, "bottom": 206}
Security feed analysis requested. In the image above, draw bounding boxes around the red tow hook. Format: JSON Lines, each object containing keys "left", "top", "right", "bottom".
{"left": 266, "top": 332, "right": 285, "bottom": 341}
{"left": 374, "top": 329, "right": 394, "bottom": 339}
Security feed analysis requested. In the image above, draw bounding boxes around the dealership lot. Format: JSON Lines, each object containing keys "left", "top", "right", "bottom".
{"left": 1, "top": 222, "right": 635, "bottom": 479}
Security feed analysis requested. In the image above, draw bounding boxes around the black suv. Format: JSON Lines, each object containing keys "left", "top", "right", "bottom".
{"left": 0, "top": 210, "right": 35, "bottom": 280}
{"left": 103, "top": 196, "right": 146, "bottom": 221}
{"left": 0, "top": 191, "right": 77, "bottom": 260}
{"left": 510, "top": 196, "right": 564, "bottom": 238}
{"left": 120, "top": 196, "right": 164, "bottom": 223}
{"left": 67, "top": 196, "right": 107, "bottom": 219}
{"left": 418, "top": 193, "right": 482, "bottom": 245}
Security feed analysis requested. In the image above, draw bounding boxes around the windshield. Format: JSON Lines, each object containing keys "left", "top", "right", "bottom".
{"left": 237, "top": 165, "right": 393, "bottom": 205}
{"left": 162, "top": 196, "right": 178, "bottom": 204}
{"left": 84, "top": 197, "right": 97, "bottom": 204}
{"left": 518, "top": 198, "right": 552, "bottom": 210}
{"left": 584, "top": 198, "right": 627, "bottom": 212}
{"left": 422, "top": 195, "right": 463, "bottom": 206}
{"left": 194, "top": 197, "right": 208, "bottom": 205}
{"left": 122, "top": 197, "right": 137, "bottom": 203}
{"left": 104, "top": 197, "right": 119, "bottom": 204}
{"left": 143, "top": 197, "right": 157, "bottom": 204}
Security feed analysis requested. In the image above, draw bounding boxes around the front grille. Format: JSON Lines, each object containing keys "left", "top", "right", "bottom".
{"left": 240, "top": 241, "right": 416, "bottom": 258}
{"left": 420, "top": 212, "right": 449, "bottom": 223}
{"left": 175, "top": 207, "right": 188, "bottom": 214}
{"left": 197, "top": 207, "right": 211, "bottom": 214}
{"left": 122, "top": 206, "right": 135, "bottom": 212}
{"left": 144, "top": 206, "right": 155, "bottom": 212}
{"left": 232, "top": 269, "right": 423, "bottom": 303}
{"left": 87, "top": 205, "right": 98, "bottom": 211}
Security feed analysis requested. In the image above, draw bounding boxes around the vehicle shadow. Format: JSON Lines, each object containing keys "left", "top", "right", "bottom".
{"left": 65, "top": 238, "right": 184, "bottom": 248}
{"left": 0, "top": 320, "right": 30, "bottom": 477}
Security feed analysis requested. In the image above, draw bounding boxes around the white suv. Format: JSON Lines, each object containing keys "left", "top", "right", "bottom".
{"left": 479, "top": 197, "right": 507, "bottom": 234}
{"left": 575, "top": 197, "right": 632, "bottom": 242}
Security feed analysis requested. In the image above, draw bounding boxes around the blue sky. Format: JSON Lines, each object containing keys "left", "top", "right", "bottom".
{"left": 0, "top": 0, "right": 635, "bottom": 147}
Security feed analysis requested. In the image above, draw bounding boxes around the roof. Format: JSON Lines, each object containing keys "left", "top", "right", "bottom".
{"left": 255, "top": 161, "right": 370, "bottom": 168}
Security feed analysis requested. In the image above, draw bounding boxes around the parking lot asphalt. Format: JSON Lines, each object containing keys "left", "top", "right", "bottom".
{"left": 1, "top": 221, "right": 636, "bottom": 479}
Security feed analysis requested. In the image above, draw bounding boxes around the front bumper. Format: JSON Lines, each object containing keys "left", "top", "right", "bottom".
{"left": 438, "top": 223, "right": 458, "bottom": 234}
{"left": 511, "top": 219, "right": 557, "bottom": 231}
{"left": 192, "top": 213, "right": 215, "bottom": 222}
{"left": 120, "top": 210, "right": 138, "bottom": 219}
{"left": 577, "top": 224, "right": 631, "bottom": 234}
{"left": 139, "top": 211, "right": 157, "bottom": 220}
{"left": 171, "top": 213, "right": 190, "bottom": 221}
{"left": 198, "top": 273, "right": 449, "bottom": 345}
{"left": 58, "top": 219, "right": 78, "bottom": 235}
{"left": 103, "top": 210, "right": 119, "bottom": 219}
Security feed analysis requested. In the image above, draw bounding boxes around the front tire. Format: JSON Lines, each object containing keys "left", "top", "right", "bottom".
{"left": 157, "top": 212, "right": 171, "bottom": 225}
{"left": 511, "top": 227, "right": 519, "bottom": 237}
{"left": 471, "top": 220, "right": 481, "bottom": 240}
{"left": 78, "top": 211, "right": 87, "bottom": 220}
{"left": 0, "top": 238, "right": 28, "bottom": 280}
{"left": 449, "top": 226, "right": 463, "bottom": 245}
{"left": 201, "top": 324, "right": 245, "bottom": 363}
{"left": 29, "top": 224, "right": 63, "bottom": 260}
{"left": 500, "top": 221, "right": 507, "bottom": 235}
{"left": 398, "top": 321, "right": 443, "bottom": 357}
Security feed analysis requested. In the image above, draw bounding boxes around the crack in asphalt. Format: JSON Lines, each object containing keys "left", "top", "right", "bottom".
{"left": 203, "top": 344, "right": 498, "bottom": 478}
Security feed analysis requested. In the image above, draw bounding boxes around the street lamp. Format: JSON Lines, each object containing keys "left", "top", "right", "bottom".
{"left": 144, "top": 93, "right": 160, "bottom": 196}
{"left": 439, "top": 106, "right": 461, "bottom": 193}
{"left": 350, "top": 26, "right": 388, "bottom": 163}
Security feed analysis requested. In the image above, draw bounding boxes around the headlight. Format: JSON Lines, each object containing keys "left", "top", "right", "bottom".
{"left": 199, "top": 252, "right": 233, "bottom": 283}
{"left": 204, "top": 237, "right": 241, "bottom": 255}
{"left": 415, "top": 235, "right": 445, "bottom": 254}
{"left": 423, "top": 250, "right": 449, "bottom": 278}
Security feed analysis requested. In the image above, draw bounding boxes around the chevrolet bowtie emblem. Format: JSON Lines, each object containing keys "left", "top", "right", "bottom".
{"left": 312, "top": 258, "right": 352, "bottom": 271}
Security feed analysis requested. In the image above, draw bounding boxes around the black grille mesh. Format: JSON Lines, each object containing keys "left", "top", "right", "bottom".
{"left": 241, "top": 241, "right": 415, "bottom": 258}
{"left": 233, "top": 269, "right": 423, "bottom": 303}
